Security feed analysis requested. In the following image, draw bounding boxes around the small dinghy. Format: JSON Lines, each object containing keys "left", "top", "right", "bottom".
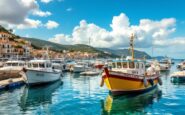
{"left": 80, "top": 71, "right": 100, "bottom": 76}
{"left": 171, "top": 71, "right": 185, "bottom": 83}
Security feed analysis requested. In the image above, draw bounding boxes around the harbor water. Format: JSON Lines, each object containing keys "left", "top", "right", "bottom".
{"left": 0, "top": 61, "right": 185, "bottom": 114}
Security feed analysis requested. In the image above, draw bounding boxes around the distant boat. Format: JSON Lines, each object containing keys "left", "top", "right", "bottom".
{"left": 100, "top": 34, "right": 162, "bottom": 96}
{"left": 159, "top": 58, "right": 171, "bottom": 71}
{"left": 70, "top": 61, "right": 90, "bottom": 73}
{"left": 171, "top": 71, "right": 185, "bottom": 83}
{"left": 177, "top": 61, "right": 185, "bottom": 70}
{"left": 23, "top": 59, "right": 61, "bottom": 85}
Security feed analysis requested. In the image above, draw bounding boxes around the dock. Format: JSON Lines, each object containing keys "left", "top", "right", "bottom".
{"left": 0, "top": 77, "right": 25, "bottom": 91}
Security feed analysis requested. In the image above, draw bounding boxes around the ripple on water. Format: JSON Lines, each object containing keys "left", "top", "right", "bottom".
{"left": 0, "top": 62, "right": 185, "bottom": 114}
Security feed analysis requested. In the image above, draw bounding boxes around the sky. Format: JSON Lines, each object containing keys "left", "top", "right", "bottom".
{"left": 0, "top": 0, "right": 185, "bottom": 58}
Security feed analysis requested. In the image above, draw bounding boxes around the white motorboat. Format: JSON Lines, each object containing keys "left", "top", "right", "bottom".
{"left": 24, "top": 60, "right": 61, "bottom": 85}
{"left": 70, "top": 62, "right": 90, "bottom": 73}
{"left": 0, "top": 60, "right": 26, "bottom": 76}
{"left": 52, "top": 59, "right": 69, "bottom": 71}
{"left": 159, "top": 59, "right": 171, "bottom": 71}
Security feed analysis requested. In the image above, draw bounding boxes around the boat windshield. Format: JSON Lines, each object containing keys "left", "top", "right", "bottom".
{"left": 46, "top": 63, "right": 52, "bottom": 68}
{"left": 32, "top": 63, "right": 39, "bottom": 68}
{"left": 39, "top": 63, "right": 45, "bottom": 68}
{"left": 6, "top": 63, "right": 19, "bottom": 66}
{"left": 129, "top": 62, "right": 135, "bottom": 68}
{"left": 52, "top": 60, "right": 61, "bottom": 63}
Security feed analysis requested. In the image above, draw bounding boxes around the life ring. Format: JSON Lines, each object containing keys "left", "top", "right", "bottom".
{"left": 143, "top": 77, "right": 148, "bottom": 87}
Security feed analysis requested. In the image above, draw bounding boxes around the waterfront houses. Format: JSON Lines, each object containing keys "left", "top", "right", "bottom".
{"left": 0, "top": 32, "right": 32, "bottom": 60}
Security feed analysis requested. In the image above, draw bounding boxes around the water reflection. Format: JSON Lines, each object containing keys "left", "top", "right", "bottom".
{"left": 19, "top": 81, "right": 63, "bottom": 111}
{"left": 101, "top": 88, "right": 162, "bottom": 114}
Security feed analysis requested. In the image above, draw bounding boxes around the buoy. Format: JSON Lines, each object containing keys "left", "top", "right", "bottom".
{"left": 143, "top": 77, "right": 148, "bottom": 87}
{"left": 158, "top": 77, "right": 162, "bottom": 85}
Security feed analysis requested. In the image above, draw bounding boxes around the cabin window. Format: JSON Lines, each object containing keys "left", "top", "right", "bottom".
{"left": 33, "top": 63, "right": 38, "bottom": 68}
{"left": 46, "top": 63, "right": 51, "bottom": 68}
{"left": 136, "top": 63, "right": 139, "bottom": 69}
{"left": 39, "top": 63, "right": 45, "bottom": 68}
{"left": 129, "top": 62, "right": 135, "bottom": 68}
{"left": 117, "top": 62, "right": 122, "bottom": 68}
{"left": 28, "top": 63, "right": 32, "bottom": 68}
{"left": 141, "top": 63, "right": 144, "bottom": 68}
{"left": 122, "top": 62, "right": 127, "bottom": 68}
{"left": 12, "top": 63, "right": 18, "bottom": 66}
{"left": 112, "top": 63, "right": 116, "bottom": 68}
{"left": 6, "top": 63, "right": 12, "bottom": 66}
{"left": 19, "top": 63, "right": 24, "bottom": 66}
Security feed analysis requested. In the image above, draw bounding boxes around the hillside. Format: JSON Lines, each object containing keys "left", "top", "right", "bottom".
{"left": 98, "top": 48, "right": 152, "bottom": 59}
{"left": 0, "top": 25, "right": 151, "bottom": 58}
{"left": 23, "top": 38, "right": 117, "bottom": 58}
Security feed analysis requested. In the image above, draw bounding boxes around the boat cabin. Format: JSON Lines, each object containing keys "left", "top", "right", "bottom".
{"left": 27, "top": 60, "right": 52, "bottom": 69}
{"left": 4, "top": 60, "right": 25, "bottom": 67}
{"left": 109, "top": 59, "right": 146, "bottom": 75}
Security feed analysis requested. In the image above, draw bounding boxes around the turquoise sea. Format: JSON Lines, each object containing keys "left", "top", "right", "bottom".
{"left": 0, "top": 61, "right": 185, "bottom": 115}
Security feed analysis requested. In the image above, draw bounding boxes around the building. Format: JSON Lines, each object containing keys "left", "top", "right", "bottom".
{"left": 0, "top": 32, "right": 32, "bottom": 60}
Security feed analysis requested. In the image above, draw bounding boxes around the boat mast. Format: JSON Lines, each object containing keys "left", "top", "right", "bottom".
{"left": 130, "top": 33, "right": 135, "bottom": 61}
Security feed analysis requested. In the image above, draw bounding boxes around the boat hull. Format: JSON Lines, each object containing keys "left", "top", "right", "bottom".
{"left": 171, "top": 76, "right": 185, "bottom": 83}
{"left": 25, "top": 70, "right": 60, "bottom": 85}
{"left": 102, "top": 69, "right": 159, "bottom": 96}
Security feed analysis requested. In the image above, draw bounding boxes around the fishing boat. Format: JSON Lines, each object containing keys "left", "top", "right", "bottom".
{"left": 70, "top": 61, "right": 90, "bottom": 73}
{"left": 23, "top": 47, "right": 61, "bottom": 85}
{"left": 0, "top": 60, "right": 26, "bottom": 79}
{"left": 171, "top": 71, "right": 185, "bottom": 83}
{"left": 52, "top": 59, "right": 69, "bottom": 72}
{"left": 159, "top": 59, "right": 171, "bottom": 71}
{"left": 100, "top": 34, "right": 162, "bottom": 96}
{"left": 23, "top": 59, "right": 61, "bottom": 85}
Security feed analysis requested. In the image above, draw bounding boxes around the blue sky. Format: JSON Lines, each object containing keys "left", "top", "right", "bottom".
{"left": 15, "top": 0, "right": 185, "bottom": 39}
{"left": 1, "top": 0, "right": 185, "bottom": 58}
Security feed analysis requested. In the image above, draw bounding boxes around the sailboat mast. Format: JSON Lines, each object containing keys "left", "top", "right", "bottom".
{"left": 130, "top": 33, "right": 135, "bottom": 61}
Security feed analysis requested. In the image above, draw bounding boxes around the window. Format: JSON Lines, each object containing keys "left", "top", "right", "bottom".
{"left": 136, "top": 63, "right": 139, "bottom": 69}
{"left": 117, "top": 62, "right": 122, "bottom": 68}
{"left": 129, "top": 62, "right": 135, "bottom": 68}
{"left": 19, "top": 63, "right": 24, "bottom": 66}
{"left": 46, "top": 63, "right": 51, "bottom": 68}
{"left": 122, "top": 62, "right": 127, "bottom": 68}
{"left": 33, "top": 63, "right": 38, "bottom": 68}
{"left": 39, "top": 63, "right": 45, "bottom": 68}
{"left": 12, "top": 63, "right": 18, "bottom": 66}
{"left": 112, "top": 63, "right": 116, "bottom": 68}
{"left": 28, "top": 63, "right": 32, "bottom": 68}
{"left": 141, "top": 63, "right": 144, "bottom": 68}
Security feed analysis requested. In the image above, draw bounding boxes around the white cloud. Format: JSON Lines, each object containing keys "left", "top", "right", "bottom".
{"left": 33, "top": 10, "right": 52, "bottom": 17}
{"left": 17, "top": 18, "right": 42, "bottom": 29}
{"left": 0, "top": 0, "right": 50, "bottom": 29}
{"left": 40, "top": 0, "right": 52, "bottom": 3}
{"left": 49, "top": 13, "right": 185, "bottom": 58}
{"left": 66, "top": 8, "right": 72, "bottom": 12}
{"left": 49, "top": 13, "right": 178, "bottom": 48}
{"left": 45, "top": 20, "right": 59, "bottom": 29}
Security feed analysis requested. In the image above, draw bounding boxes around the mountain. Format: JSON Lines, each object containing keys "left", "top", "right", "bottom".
{"left": 0, "top": 25, "right": 151, "bottom": 58}
{"left": 23, "top": 37, "right": 117, "bottom": 58}
{"left": 98, "top": 48, "right": 152, "bottom": 59}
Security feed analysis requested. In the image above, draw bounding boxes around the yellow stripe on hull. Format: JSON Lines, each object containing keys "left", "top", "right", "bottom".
{"left": 104, "top": 77, "right": 158, "bottom": 92}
